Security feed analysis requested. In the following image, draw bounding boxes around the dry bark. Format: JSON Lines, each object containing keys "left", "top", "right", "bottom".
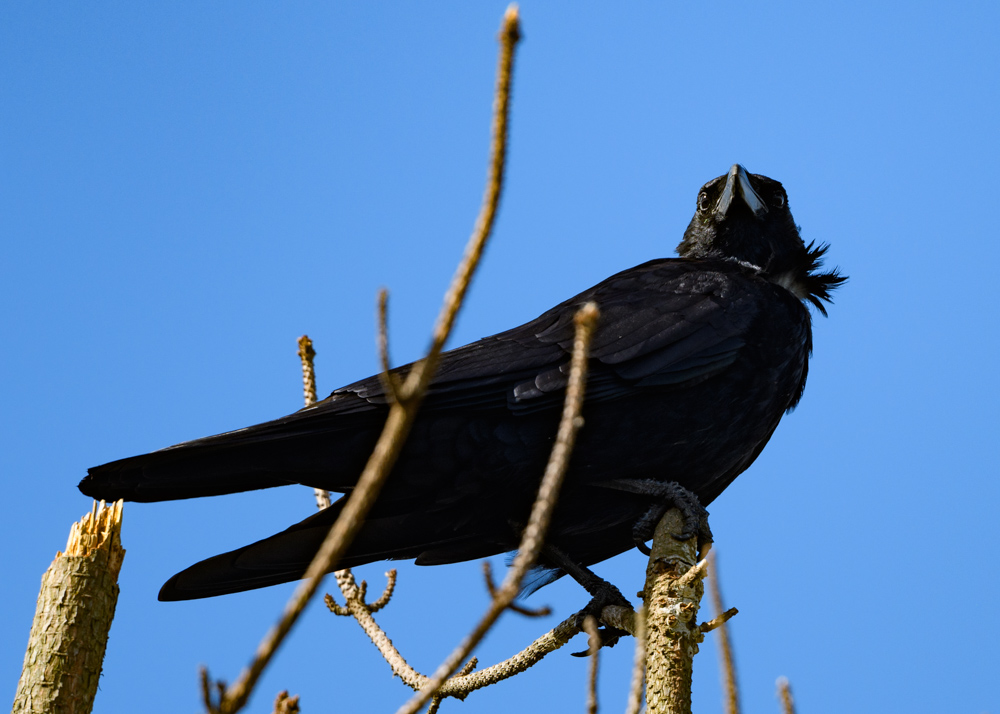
{"left": 14, "top": 500, "right": 125, "bottom": 714}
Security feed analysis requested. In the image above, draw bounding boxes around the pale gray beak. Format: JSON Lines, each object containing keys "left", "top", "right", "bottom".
{"left": 715, "top": 164, "right": 768, "bottom": 218}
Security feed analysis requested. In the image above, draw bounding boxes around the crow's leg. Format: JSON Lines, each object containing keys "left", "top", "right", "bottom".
{"left": 542, "top": 544, "right": 630, "bottom": 651}
{"left": 542, "top": 544, "right": 628, "bottom": 603}
{"left": 601, "top": 480, "right": 713, "bottom": 555}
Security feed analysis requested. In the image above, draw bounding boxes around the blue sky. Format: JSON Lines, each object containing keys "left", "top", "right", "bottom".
{"left": 3, "top": 3, "right": 998, "bottom": 713}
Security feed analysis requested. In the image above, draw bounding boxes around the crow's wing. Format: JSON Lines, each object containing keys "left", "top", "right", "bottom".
{"left": 80, "top": 259, "right": 764, "bottom": 502}
{"left": 334, "top": 258, "right": 760, "bottom": 412}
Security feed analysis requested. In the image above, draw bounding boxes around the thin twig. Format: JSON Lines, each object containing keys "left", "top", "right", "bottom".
{"left": 708, "top": 552, "right": 740, "bottom": 714}
{"left": 328, "top": 569, "right": 425, "bottom": 690}
{"left": 271, "top": 690, "right": 300, "bottom": 714}
{"left": 208, "top": 8, "right": 521, "bottom": 711}
{"left": 432, "top": 611, "right": 582, "bottom": 696}
{"left": 583, "top": 616, "right": 600, "bottom": 714}
{"left": 482, "top": 562, "right": 551, "bottom": 617}
{"left": 395, "top": 299, "right": 600, "bottom": 714}
{"left": 776, "top": 677, "right": 796, "bottom": 714}
{"left": 296, "top": 335, "right": 318, "bottom": 406}
{"left": 297, "top": 335, "right": 331, "bottom": 511}
{"left": 675, "top": 558, "right": 709, "bottom": 591}
{"left": 623, "top": 607, "right": 646, "bottom": 714}
{"left": 376, "top": 289, "right": 402, "bottom": 402}
{"left": 699, "top": 607, "right": 737, "bottom": 634}
{"left": 328, "top": 564, "right": 610, "bottom": 700}
{"left": 325, "top": 569, "right": 397, "bottom": 617}
{"left": 367, "top": 569, "right": 397, "bottom": 613}
{"left": 396, "top": 3, "right": 520, "bottom": 407}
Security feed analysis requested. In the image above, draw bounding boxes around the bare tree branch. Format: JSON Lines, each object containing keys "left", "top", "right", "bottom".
{"left": 14, "top": 501, "right": 125, "bottom": 714}
{"left": 203, "top": 7, "right": 522, "bottom": 712}
{"left": 699, "top": 607, "right": 737, "bottom": 634}
{"left": 326, "top": 566, "right": 638, "bottom": 702}
{"left": 395, "top": 3, "right": 520, "bottom": 407}
{"left": 297, "top": 335, "right": 331, "bottom": 511}
{"left": 365, "top": 568, "right": 397, "bottom": 613}
{"left": 583, "top": 616, "right": 600, "bottom": 714}
{"left": 776, "top": 677, "right": 796, "bottom": 714}
{"left": 708, "top": 552, "right": 740, "bottom": 714}
{"left": 642, "top": 509, "right": 706, "bottom": 714}
{"left": 326, "top": 569, "right": 426, "bottom": 690}
{"left": 272, "top": 691, "right": 300, "bottom": 714}
{"left": 482, "top": 562, "right": 551, "bottom": 618}
{"left": 296, "top": 335, "right": 318, "bottom": 407}
{"left": 623, "top": 607, "right": 646, "bottom": 714}
{"left": 395, "top": 299, "right": 599, "bottom": 714}
{"left": 375, "top": 289, "right": 403, "bottom": 402}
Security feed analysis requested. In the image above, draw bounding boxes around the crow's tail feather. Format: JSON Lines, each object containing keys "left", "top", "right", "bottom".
{"left": 79, "top": 406, "right": 383, "bottom": 503}
{"left": 157, "top": 497, "right": 506, "bottom": 601}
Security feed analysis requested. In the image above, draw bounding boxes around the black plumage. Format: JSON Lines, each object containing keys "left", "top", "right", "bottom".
{"left": 80, "top": 165, "right": 845, "bottom": 601}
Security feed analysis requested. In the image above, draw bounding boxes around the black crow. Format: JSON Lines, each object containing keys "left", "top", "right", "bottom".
{"left": 80, "top": 165, "right": 845, "bottom": 601}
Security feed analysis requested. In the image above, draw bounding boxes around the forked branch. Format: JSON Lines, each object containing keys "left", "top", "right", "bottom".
{"left": 326, "top": 558, "right": 632, "bottom": 703}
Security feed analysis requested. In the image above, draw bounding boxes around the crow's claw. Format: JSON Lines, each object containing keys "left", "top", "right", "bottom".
{"left": 633, "top": 534, "right": 652, "bottom": 556}
{"left": 570, "top": 624, "right": 628, "bottom": 656}
{"left": 569, "top": 580, "right": 632, "bottom": 655}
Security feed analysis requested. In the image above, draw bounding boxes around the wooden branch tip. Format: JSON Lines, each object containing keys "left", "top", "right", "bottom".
{"left": 401, "top": 0, "right": 521, "bottom": 406}
{"left": 502, "top": 4, "right": 520, "bottom": 40}
{"left": 63, "top": 499, "right": 124, "bottom": 561}
{"left": 583, "top": 615, "right": 600, "bottom": 714}
{"left": 272, "top": 690, "right": 301, "bottom": 714}
{"left": 574, "top": 301, "right": 600, "bottom": 328}
{"left": 482, "top": 560, "right": 498, "bottom": 596}
{"left": 200, "top": 666, "right": 228, "bottom": 714}
{"left": 376, "top": 288, "right": 403, "bottom": 403}
{"left": 298, "top": 335, "right": 331, "bottom": 510}
{"left": 674, "top": 557, "right": 709, "bottom": 590}
{"left": 296, "top": 335, "right": 317, "bottom": 407}
{"left": 776, "top": 677, "right": 797, "bottom": 714}
{"left": 699, "top": 607, "right": 738, "bottom": 633}
{"left": 324, "top": 592, "right": 351, "bottom": 617}
{"left": 367, "top": 569, "right": 397, "bottom": 613}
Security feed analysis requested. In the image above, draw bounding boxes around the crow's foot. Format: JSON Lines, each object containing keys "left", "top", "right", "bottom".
{"left": 602, "top": 480, "right": 712, "bottom": 555}
{"left": 541, "top": 544, "right": 632, "bottom": 653}
{"left": 571, "top": 585, "right": 631, "bottom": 654}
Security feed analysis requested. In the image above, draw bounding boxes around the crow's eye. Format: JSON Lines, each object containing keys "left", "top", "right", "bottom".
{"left": 773, "top": 193, "right": 785, "bottom": 208}
{"left": 698, "top": 192, "right": 711, "bottom": 212}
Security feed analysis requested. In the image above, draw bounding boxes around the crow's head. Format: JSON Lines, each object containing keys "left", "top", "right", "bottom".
{"left": 677, "top": 165, "right": 846, "bottom": 313}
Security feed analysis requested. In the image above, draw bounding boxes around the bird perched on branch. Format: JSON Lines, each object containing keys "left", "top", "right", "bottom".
{"left": 80, "top": 165, "right": 845, "bottom": 601}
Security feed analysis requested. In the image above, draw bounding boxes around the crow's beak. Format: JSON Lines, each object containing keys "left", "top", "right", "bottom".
{"left": 715, "top": 164, "right": 768, "bottom": 219}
